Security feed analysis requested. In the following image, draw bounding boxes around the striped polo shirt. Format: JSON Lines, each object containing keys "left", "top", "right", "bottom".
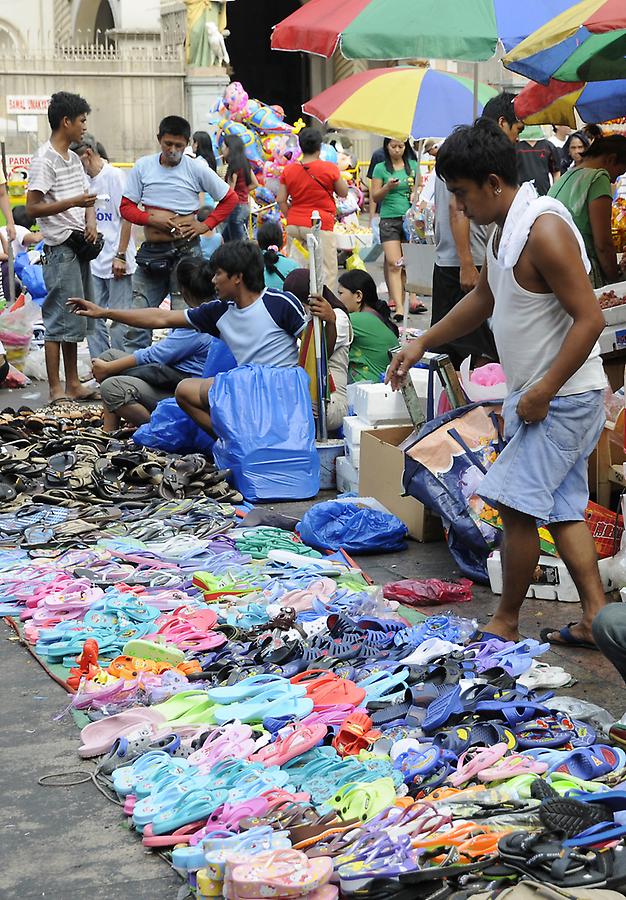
{"left": 28, "top": 142, "right": 89, "bottom": 246}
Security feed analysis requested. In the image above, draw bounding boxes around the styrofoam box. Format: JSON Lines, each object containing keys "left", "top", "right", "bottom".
{"left": 343, "top": 415, "right": 379, "bottom": 448}
{"left": 344, "top": 439, "right": 360, "bottom": 469}
{"left": 488, "top": 551, "right": 614, "bottom": 603}
{"left": 352, "top": 383, "right": 411, "bottom": 426}
{"left": 336, "top": 455, "right": 359, "bottom": 494}
{"left": 594, "top": 281, "right": 626, "bottom": 326}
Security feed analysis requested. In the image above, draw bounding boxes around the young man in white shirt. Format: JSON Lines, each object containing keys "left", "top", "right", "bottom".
{"left": 26, "top": 91, "right": 99, "bottom": 403}
{"left": 388, "top": 120, "right": 607, "bottom": 651}
{"left": 72, "top": 134, "right": 136, "bottom": 355}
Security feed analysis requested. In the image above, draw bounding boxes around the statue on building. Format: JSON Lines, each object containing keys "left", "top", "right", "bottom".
{"left": 183, "top": 0, "right": 231, "bottom": 68}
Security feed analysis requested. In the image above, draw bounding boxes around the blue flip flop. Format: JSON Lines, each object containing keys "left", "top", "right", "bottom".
{"left": 539, "top": 624, "right": 597, "bottom": 651}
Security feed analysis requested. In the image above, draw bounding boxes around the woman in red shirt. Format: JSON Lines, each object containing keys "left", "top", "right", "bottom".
{"left": 222, "top": 134, "right": 258, "bottom": 242}
{"left": 277, "top": 128, "right": 348, "bottom": 290}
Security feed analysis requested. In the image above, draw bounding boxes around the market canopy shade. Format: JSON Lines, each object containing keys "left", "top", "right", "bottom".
{"left": 514, "top": 76, "right": 626, "bottom": 126}
{"left": 302, "top": 67, "right": 497, "bottom": 140}
{"left": 271, "top": 0, "right": 574, "bottom": 60}
{"left": 503, "top": 0, "right": 626, "bottom": 84}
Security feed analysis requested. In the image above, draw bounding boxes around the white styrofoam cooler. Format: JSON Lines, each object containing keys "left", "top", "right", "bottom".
{"left": 488, "top": 550, "right": 614, "bottom": 602}
{"left": 594, "top": 281, "right": 626, "bottom": 327}
{"left": 344, "top": 439, "right": 360, "bottom": 469}
{"left": 343, "top": 415, "right": 378, "bottom": 448}
{"left": 352, "top": 383, "right": 411, "bottom": 426}
{"left": 336, "top": 455, "right": 359, "bottom": 494}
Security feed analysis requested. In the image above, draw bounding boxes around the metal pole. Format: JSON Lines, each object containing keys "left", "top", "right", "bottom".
{"left": 307, "top": 211, "right": 328, "bottom": 441}
{"left": 0, "top": 141, "right": 15, "bottom": 305}
{"left": 472, "top": 63, "right": 479, "bottom": 121}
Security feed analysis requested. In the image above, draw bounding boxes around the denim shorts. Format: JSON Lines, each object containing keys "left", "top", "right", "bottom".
{"left": 478, "top": 389, "right": 605, "bottom": 524}
{"left": 41, "top": 242, "right": 93, "bottom": 343}
{"left": 379, "top": 216, "right": 405, "bottom": 243}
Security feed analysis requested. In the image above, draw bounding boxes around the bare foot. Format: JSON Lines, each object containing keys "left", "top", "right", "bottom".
{"left": 49, "top": 388, "right": 69, "bottom": 405}
{"left": 482, "top": 617, "right": 520, "bottom": 643}
{"left": 65, "top": 384, "right": 100, "bottom": 401}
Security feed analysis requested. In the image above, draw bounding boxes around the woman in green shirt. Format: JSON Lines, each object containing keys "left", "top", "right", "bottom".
{"left": 338, "top": 269, "right": 399, "bottom": 383}
{"left": 548, "top": 135, "right": 626, "bottom": 287}
{"left": 370, "top": 138, "right": 418, "bottom": 321}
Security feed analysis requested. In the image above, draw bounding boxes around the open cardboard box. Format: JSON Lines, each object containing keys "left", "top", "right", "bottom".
{"left": 359, "top": 425, "right": 443, "bottom": 542}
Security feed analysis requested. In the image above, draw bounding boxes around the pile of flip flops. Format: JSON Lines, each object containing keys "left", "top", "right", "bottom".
{"left": 1, "top": 423, "right": 626, "bottom": 898}
{"left": 0, "top": 407, "right": 241, "bottom": 505}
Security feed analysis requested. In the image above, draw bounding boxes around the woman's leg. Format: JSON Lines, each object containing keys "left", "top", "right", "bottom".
{"left": 383, "top": 239, "right": 405, "bottom": 317}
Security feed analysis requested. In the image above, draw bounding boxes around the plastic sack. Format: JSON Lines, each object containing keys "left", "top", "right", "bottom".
{"left": 298, "top": 500, "right": 407, "bottom": 554}
{"left": 383, "top": 578, "right": 473, "bottom": 606}
{"left": 19, "top": 264, "right": 47, "bottom": 303}
{"left": 210, "top": 365, "right": 319, "bottom": 502}
{"left": 134, "top": 397, "right": 214, "bottom": 454}
{"left": 345, "top": 249, "right": 366, "bottom": 271}
{"left": 203, "top": 337, "right": 237, "bottom": 378}
{"left": 402, "top": 402, "right": 503, "bottom": 583}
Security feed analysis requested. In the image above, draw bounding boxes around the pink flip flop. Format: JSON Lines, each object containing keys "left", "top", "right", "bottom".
{"left": 78, "top": 708, "right": 166, "bottom": 757}
{"left": 249, "top": 724, "right": 327, "bottom": 768}
{"left": 141, "top": 819, "right": 208, "bottom": 848}
{"left": 231, "top": 850, "right": 333, "bottom": 898}
{"left": 477, "top": 754, "right": 549, "bottom": 783}
{"left": 448, "top": 742, "right": 509, "bottom": 787}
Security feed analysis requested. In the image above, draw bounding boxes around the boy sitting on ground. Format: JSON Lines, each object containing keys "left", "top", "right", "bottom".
{"left": 67, "top": 240, "right": 308, "bottom": 437}
{"left": 387, "top": 119, "right": 607, "bottom": 651}
{"left": 91, "top": 256, "right": 213, "bottom": 432}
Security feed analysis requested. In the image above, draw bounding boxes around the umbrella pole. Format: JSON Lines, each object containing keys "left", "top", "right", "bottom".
{"left": 472, "top": 63, "right": 479, "bottom": 121}
{"left": 0, "top": 141, "right": 15, "bottom": 306}
{"left": 307, "top": 212, "right": 328, "bottom": 441}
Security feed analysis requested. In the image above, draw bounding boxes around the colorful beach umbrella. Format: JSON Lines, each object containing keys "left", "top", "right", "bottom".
{"left": 504, "top": 0, "right": 626, "bottom": 84}
{"left": 302, "top": 67, "right": 497, "bottom": 140}
{"left": 271, "top": 0, "right": 573, "bottom": 61}
{"left": 515, "top": 77, "right": 626, "bottom": 127}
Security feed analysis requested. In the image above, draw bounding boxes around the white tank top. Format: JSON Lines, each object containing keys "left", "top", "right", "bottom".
{"left": 487, "top": 227, "right": 606, "bottom": 397}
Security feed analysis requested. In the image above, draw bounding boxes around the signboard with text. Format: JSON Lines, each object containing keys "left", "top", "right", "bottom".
{"left": 6, "top": 154, "right": 33, "bottom": 180}
{"left": 7, "top": 95, "right": 50, "bottom": 115}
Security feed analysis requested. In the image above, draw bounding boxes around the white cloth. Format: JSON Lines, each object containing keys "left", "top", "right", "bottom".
{"left": 27, "top": 141, "right": 89, "bottom": 245}
{"left": 487, "top": 183, "right": 605, "bottom": 397}
{"left": 86, "top": 162, "right": 137, "bottom": 279}
{"left": 0, "top": 225, "right": 35, "bottom": 257}
{"left": 495, "top": 181, "right": 590, "bottom": 272}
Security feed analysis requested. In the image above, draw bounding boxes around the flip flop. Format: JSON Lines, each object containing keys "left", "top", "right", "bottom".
{"left": 539, "top": 624, "right": 597, "bottom": 651}
{"left": 250, "top": 725, "right": 327, "bottom": 768}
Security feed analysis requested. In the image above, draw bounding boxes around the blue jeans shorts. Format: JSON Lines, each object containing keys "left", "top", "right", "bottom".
{"left": 42, "top": 242, "right": 93, "bottom": 343}
{"left": 478, "top": 389, "right": 605, "bottom": 524}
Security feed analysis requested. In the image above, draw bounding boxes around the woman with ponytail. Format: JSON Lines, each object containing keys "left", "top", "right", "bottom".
{"left": 338, "top": 269, "right": 399, "bottom": 383}
{"left": 257, "top": 222, "right": 298, "bottom": 289}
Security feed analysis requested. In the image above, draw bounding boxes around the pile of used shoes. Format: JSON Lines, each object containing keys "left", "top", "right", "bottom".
{"left": 1, "top": 411, "right": 626, "bottom": 899}
{"left": 0, "top": 406, "right": 241, "bottom": 505}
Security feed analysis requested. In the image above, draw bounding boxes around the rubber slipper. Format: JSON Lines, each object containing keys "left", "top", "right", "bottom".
{"left": 78, "top": 709, "right": 166, "bottom": 757}
{"left": 548, "top": 744, "right": 626, "bottom": 779}
{"left": 538, "top": 796, "right": 614, "bottom": 838}
{"left": 477, "top": 754, "right": 548, "bottom": 782}
{"left": 250, "top": 724, "right": 327, "bottom": 768}
{"left": 539, "top": 624, "right": 597, "bottom": 651}
{"left": 448, "top": 743, "right": 509, "bottom": 788}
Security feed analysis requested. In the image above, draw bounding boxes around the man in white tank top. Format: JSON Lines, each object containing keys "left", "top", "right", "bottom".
{"left": 388, "top": 120, "right": 608, "bottom": 652}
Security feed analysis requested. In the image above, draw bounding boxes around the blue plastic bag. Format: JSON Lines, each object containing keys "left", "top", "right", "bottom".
{"left": 210, "top": 365, "right": 319, "bottom": 502}
{"left": 298, "top": 501, "right": 407, "bottom": 554}
{"left": 203, "top": 337, "right": 237, "bottom": 377}
{"left": 133, "top": 397, "right": 214, "bottom": 454}
{"left": 20, "top": 264, "right": 47, "bottom": 302}
{"left": 402, "top": 402, "right": 503, "bottom": 583}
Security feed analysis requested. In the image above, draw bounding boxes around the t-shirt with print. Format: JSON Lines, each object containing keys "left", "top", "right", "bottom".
{"left": 27, "top": 142, "right": 89, "bottom": 245}
{"left": 372, "top": 160, "right": 418, "bottom": 219}
{"left": 123, "top": 153, "right": 229, "bottom": 215}
{"left": 516, "top": 140, "right": 560, "bottom": 196}
{"left": 281, "top": 160, "right": 340, "bottom": 231}
{"left": 87, "top": 162, "right": 137, "bottom": 279}
{"left": 185, "top": 287, "right": 308, "bottom": 367}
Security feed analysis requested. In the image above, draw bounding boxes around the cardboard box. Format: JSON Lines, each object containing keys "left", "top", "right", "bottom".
{"left": 359, "top": 425, "right": 442, "bottom": 542}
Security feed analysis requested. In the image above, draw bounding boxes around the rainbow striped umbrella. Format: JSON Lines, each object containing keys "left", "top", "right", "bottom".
{"left": 271, "top": 0, "right": 573, "bottom": 61}
{"left": 515, "top": 77, "right": 626, "bottom": 127}
{"left": 302, "top": 67, "right": 497, "bottom": 141}
{"left": 504, "top": 0, "right": 626, "bottom": 84}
